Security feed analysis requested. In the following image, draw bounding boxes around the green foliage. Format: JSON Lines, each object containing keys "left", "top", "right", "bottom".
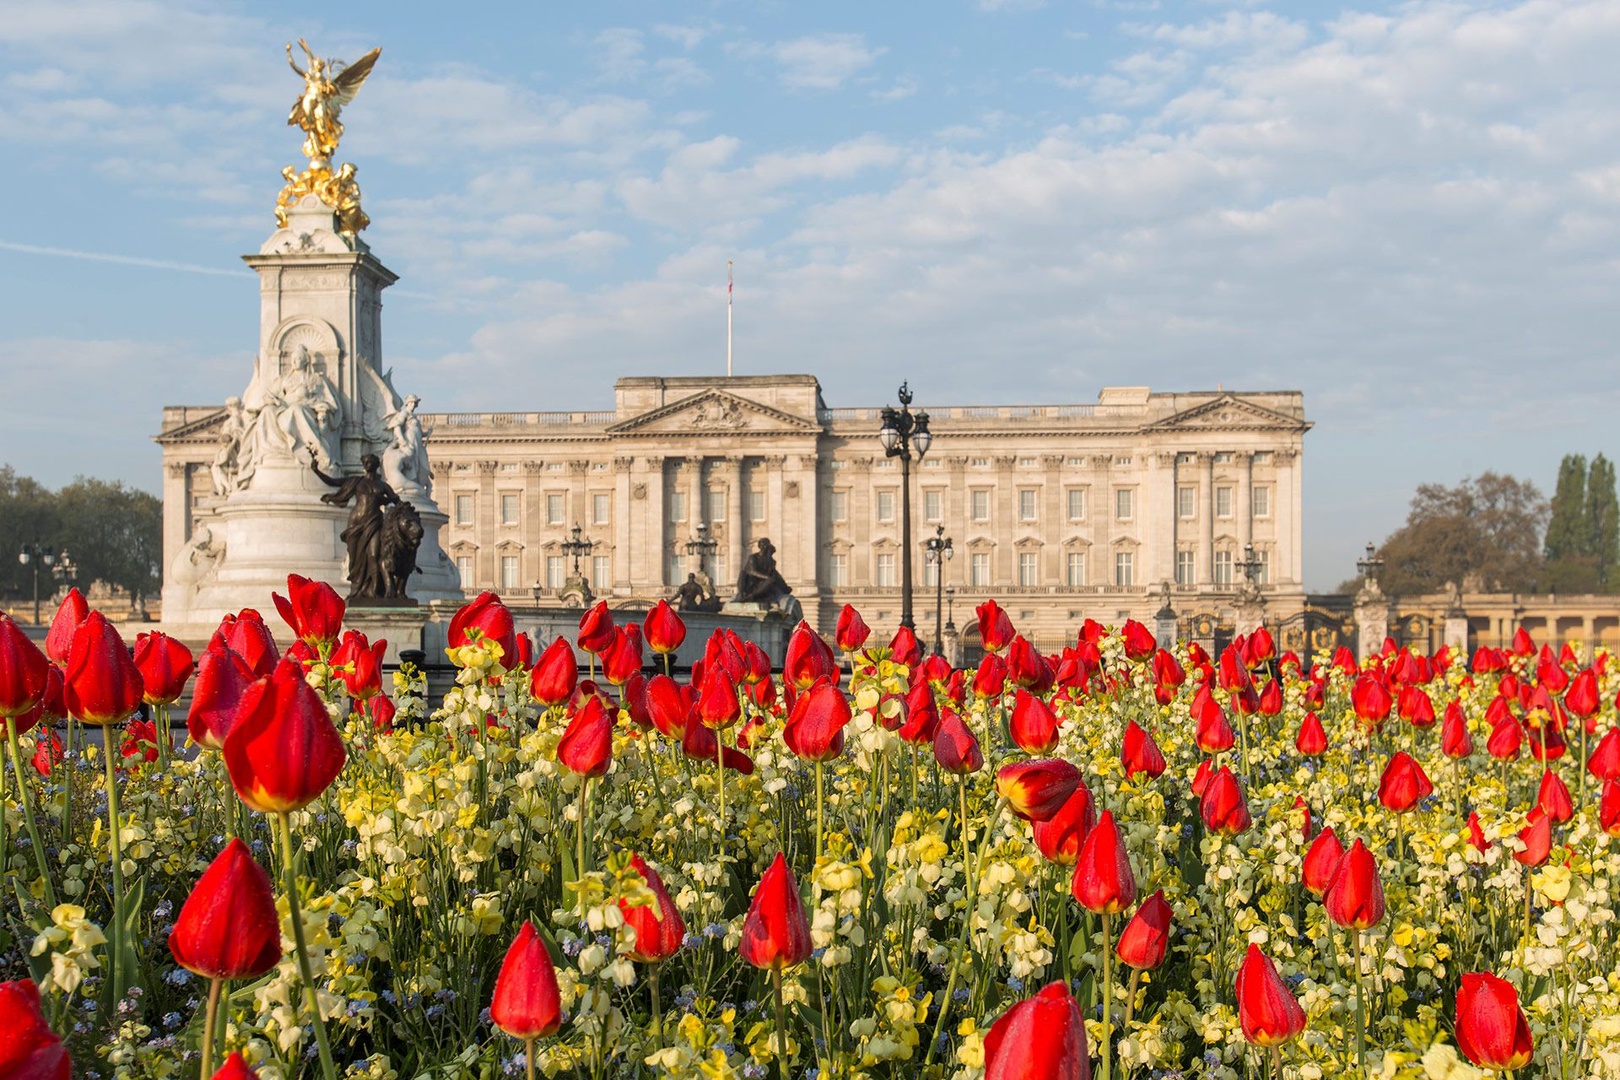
{"left": 1544, "top": 454, "right": 1588, "bottom": 561}
{"left": 1377, "top": 471, "right": 1547, "bottom": 595}
{"left": 1586, "top": 454, "right": 1619, "bottom": 589}
{"left": 0, "top": 465, "right": 161, "bottom": 602}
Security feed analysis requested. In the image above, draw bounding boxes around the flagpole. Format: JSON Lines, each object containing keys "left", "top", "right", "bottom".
{"left": 726, "top": 259, "right": 734, "bottom": 377}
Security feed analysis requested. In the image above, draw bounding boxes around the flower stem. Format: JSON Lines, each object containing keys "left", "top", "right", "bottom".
{"left": 6, "top": 723, "right": 57, "bottom": 909}
{"left": 1353, "top": 929, "right": 1366, "bottom": 1077}
{"left": 278, "top": 812, "right": 339, "bottom": 1080}
{"left": 815, "top": 760, "right": 826, "bottom": 865}
{"left": 525, "top": 1036, "right": 536, "bottom": 1080}
{"left": 650, "top": 964, "right": 662, "bottom": 1038}
{"left": 576, "top": 777, "right": 590, "bottom": 878}
{"left": 714, "top": 730, "right": 726, "bottom": 853}
{"left": 772, "top": 964, "right": 791, "bottom": 1080}
{"left": 200, "top": 975, "right": 223, "bottom": 1078}
{"left": 1100, "top": 910, "right": 1114, "bottom": 1080}
{"left": 102, "top": 734, "right": 127, "bottom": 1003}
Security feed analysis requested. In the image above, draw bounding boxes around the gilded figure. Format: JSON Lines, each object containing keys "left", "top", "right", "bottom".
{"left": 276, "top": 40, "right": 381, "bottom": 236}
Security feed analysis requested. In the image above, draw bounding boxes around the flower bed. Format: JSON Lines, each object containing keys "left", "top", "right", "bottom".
{"left": 3, "top": 582, "right": 1619, "bottom": 1080}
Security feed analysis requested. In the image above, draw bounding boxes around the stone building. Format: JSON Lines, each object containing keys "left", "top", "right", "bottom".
{"left": 158, "top": 374, "right": 1310, "bottom": 650}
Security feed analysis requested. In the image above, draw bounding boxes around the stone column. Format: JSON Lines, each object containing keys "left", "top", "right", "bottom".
{"left": 723, "top": 456, "right": 744, "bottom": 588}
{"left": 613, "top": 456, "right": 634, "bottom": 594}
{"left": 522, "top": 462, "right": 545, "bottom": 588}
{"left": 644, "top": 457, "right": 666, "bottom": 588}
{"left": 1043, "top": 455, "right": 1064, "bottom": 583}
{"left": 786, "top": 453, "right": 819, "bottom": 621}
{"left": 995, "top": 455, "right": 1016, "bottom": 583}
{"left": 1200, "top": 452, "right": 1215, "bottom": 586}
{"left": 476, "top": 460, "right": 498, "bottom": 588}
{"left": 1236, "top": 451, "right": 1253, "bottom": 554}
{"left": 686, "top": 457, "right": 705, "bottom": 577}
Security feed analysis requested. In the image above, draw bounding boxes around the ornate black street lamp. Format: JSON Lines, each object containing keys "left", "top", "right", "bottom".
{"left": 17, "top": 542, "right": 57, "bottom": 625}
{"left": 685, "top": 522, "right": 718, "bottom": 580}
{"left": 925, "top": 524, "right": 953, "bottom": 655}
{"left": 877, "top": 382, "right": 931, "bottom": 630}
{"left": 531, "top": 580, "right": 545, "bottom": 609}
{"left": 1237, "top": 542, "right": 1263, "bottom": 588}
{"left": 1356, "top": 541, "right": 1384, "bottom": 586}
{"left": 563, "top": 524, "right": 594, "bottom": 578}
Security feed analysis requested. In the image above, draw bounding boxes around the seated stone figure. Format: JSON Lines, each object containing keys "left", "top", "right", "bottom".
{"left": 733, "top": 538, "right": 793, "bottom": 607}
{"left": 675, "top": 572, "right": 723, "bottom": 613}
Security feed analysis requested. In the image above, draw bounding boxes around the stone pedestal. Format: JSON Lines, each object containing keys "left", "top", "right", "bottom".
{"left": 1354, "top": 585, "right": 1392, "bottom": 663}
{"left": 1443, "top": 611, "right": 1469, "bottom": 656}
{"left": 344, "top": 604, "right": 428, "bottom": 666}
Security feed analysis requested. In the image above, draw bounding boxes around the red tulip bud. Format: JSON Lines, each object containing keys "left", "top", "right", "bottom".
{"left": 0, "top": 615, "right": 51, "bottom": 721}
{"left": 1071, "top": 810, "right": 1135, "bottom": 914}
{"left": 222, "top": 658, "right": 346, "bottom": 814}
{"left": 1301, "top": 826, "right": 1345, "bottom": 896}
{"left": 0, "top": 977, "right": 71, "bottom": 1079}
{"left": 133, "top": 632, "right": 195, "bottom": 706}
{"left": 1324, "top": 838, "right": 1385, "bottom": 929}
{"left": 1009, "top": 690, "right": 1061, "bottom": 755}
{"left": 619, "top": 853, "right": 685, "bottom": 964}
{"left": 995, "top": 758, "right": 1081, "bottom": 822}
{"left": 490, "top": 921, "right": 562, "bottom": 1039}
{"left": 168, "top": 838, "right": 282, "bottom": 980}
{"left": 186, "top": 647, "right": 255, "bottom": 751}
{"left": 1377, "top": 751, "right": 1433, "bottom": 814}
{"left": 1121, "top": 720, "right": 1166, "bottom": 779}
{"left": 975, "top": 600, "right": 1015, "bottom": 654}
{"left": 63, "top": 611, "right": 143, "bottom": 726}
{"left": 1455, "top": 972, "right": 1533, "bottom": 1070}
{"left": 782, "top": 678, "right": 851, "bottom": 763}
{"left": 643, "top": 600, "right": 686, "bottom": 656}
{"left": 1295, "top": 712, "right": 1327, "bottom": 757}
{"left": 933, "top": 709, "right": 983, "bottom": 774}
{"left": 1031, "top": 781, "right": 1095, "bottom": 865}
{"left": 835, "top": 604, "right": 871, "bottom": 653}
{"left": 557, "top": 696, "right": 613, "bottom": 777}
{"left": 1115, "top": 889, "right": 1173, "bottom": 970}
{"left": 1235, "top": 944, "right": 1306, "bottom": 1047}
{"left": 271, "top": 573, "right": 345, "bottom": 648}
{"left": 739, "top": 852, "right": 812, "bottom": 970}
{"left": 1199, "top": 766, "right": 1251, "bottom": 835}
{"left": 983, "top": 980, "right": 1089, "bottom": 1080}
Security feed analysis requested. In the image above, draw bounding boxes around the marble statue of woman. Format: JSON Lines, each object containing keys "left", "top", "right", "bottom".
{"left": 239, "top": 346, "right": 342, "bottom": 476}
{"left": 381, "top": 393, "right": 431, "bottom": 498}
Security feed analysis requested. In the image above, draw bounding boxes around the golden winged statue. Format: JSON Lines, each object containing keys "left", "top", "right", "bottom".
{"left": 276, "top": 40, "right": 382, "bottom": 237}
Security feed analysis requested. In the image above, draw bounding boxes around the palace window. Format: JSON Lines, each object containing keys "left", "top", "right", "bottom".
{"left": 971, "top": 490, "right": 991, "bottom": 522}
{"left": 1252, "top": 486, "right": 1271, "bottom": 518}
{"left": 547, "top": 556, "right": 566, "bottom": 589}
{"left": 1114, "top": 551, "right": 1135, "bottom": 587}
{"left": 1215, "top": 486, "right": 1233, "bottom": 518}
{"left": 1256, "top": 548, "right": 1272, "bottom": 585}
{"left": 1066, "top": 489, "right": 1086, "bottom": 520}
{"left": 1018, "top": 457, "right": 1037, "bottom": 468}
{"left": 1114, "top": 488, "right": 1133, "bottom": 521}
{"left": 1214, "top": 452, "right": 1233, "bottom": 464}
{"left": 876, "top": 490, "right": 896, "bottom": 523}
{"left": 547, "top": 493, "right": 565, "bottom": 525}
{"left": 924, "top": 489, "right": 943, "bottom": 522}
{"left": 829, "top": 490, "right": 849, "bottom": 522}
{"left": 749, "top": 488, "right": 766, "bottom": 522}
{"left": 592, "top": 493, "right": 611, "bottom": 525}
{"left": 667, "top": 491, "right": 686, "bottom": 523}
{"left": 1018, "top": 551, "right": 1038, "bottom": 586}
{"left": 1066, "top": 551, "right": 1086, "bottom": 587}
{"left": 1175, "top": 549, "right": 1195, "bottom": 585}
{"left": 456, "top": 556, "right": 473, "bottom": 588}
{"left": 925, "top": 559, "right": 939, "bottom": 587}
{"left": 707, "top": 488, "right": 726, "bottom": 522}
{"left": 1018, "top": 489, "right": 1038, "bottom": 521}
{"left": 1214, "top": 549, "right": 1234, "bottom": 586}
{"left": 455, "top": 495, "right": 473, "bottom": 525}
{"left": 1178, "top": 486, "right": 1196, "bottom": 519}
{"left": 876, "top": 553, "right": 897, "bottom": 587}
{"left": 500, "top": 555, "right": 519, "bottom": 591}
{"left": 593, "top": 555, "right": 610, "bottom": 589}
{"left": 829, "top": 553, "right": 849, "bottom": 587}
{"left": 970, "top": 552, "right": 990, "bottom": 586}
{"left": 500, "top": 494, "right": 519, "bottom": 525}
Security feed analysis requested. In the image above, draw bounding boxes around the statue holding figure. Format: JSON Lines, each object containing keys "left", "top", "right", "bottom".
{"left": 733, "top": 538, "right": 793, "bottom": 607}
{"left": 674, "top": 572, "right": 722, "bottom": 613}
{"left": 311, "top": 451, "right": 403, "bottom": 600}
{"left": 381, "top": 393, "right": 431, "bottom": 498}
{"left": 278, "top": 40, "right": 381, "bottom": 236}
{"left": 240, "top": 345, "right": 341, "bottom": 476}
{"left": 210, "top": 396, "right": 247, "bottom": 495}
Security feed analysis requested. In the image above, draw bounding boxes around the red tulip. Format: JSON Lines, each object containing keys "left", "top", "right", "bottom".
{"left": 529, "top": 637, "right": 578, "bottom": 706}
{"left": 490, "top": 921, "right": 562, "bottom": 1039}
{"left": 1536, "top": 769, "right": 1573, "bottom": 823}
{"left": 1004, "top": 636, "right": 1043, "bottom": 689}
{"left": 1587, "top": 727, "right": 1620, "bottom": 782}
{"left": 972, "top": 653, "right": 1008, "bottom": 700}
{"left": 1324, "top": 839, "right": 1385, "bottom": 929}
{"left": 976, "top": 600, "right": 1015, "bottom": 654}
{"left": 168, "top": 838, "right": 282, "bottom": 979}
{"left": 223, "top": 658, "right": 346, "bottom": 814}
{"left": 1115, "top": 890, "right": 1172, "bottom": 970}
{"left": 31, "top": 728, "right": 64, "bottom": 777}
{"left": 41, "top": 589, "right": 89, "bottom": 668}
{"left": 1377, "top": 752, "right": 1433, "bottom": 814}
{"left": 271, "top": 573, "right": 345, "bottom": 649}
{"left": 1565, "top": 668, "right": 1600, "bottom": 720}
{"left": 1487, "top": 715, "right": 1523, "bottom": 761}
{"left": 783, "top": 621, "right": 837, "bottom": 689}
{"left": 1455, "top": 972, "right": 1533, "bottom": 1071}
{"left": 643, "top": 674, "right": 689, "bottom": 739}
{"left": 129, "top": 631, "right": 194, "bottom": 707}
{"left": 933, "top": 709, "right": 984, "bottom": 774}
{"left": 741, "top": 641, "right": 771, "bottom": 686}
{"left": 619, "top": 854, "right": 685, "bottom": 964}
{"left": 0, "top": 615, "right": 51, "bottom": 721}
{"left": 449, "top": 591, "right": 518, "bottom": 665}
{"left": 1441, "top": 703, "right": 1473, "bottom": 759}
{"left": 1351, "top": 674, "right": 1392, "bottom": 726}
{"left": 897, "top": 682, "right": 940, "bottom": 745}
{"left": 557, "top": 696, "right": 613, "bottom": 777}
{"left": 1601, "top": 779, "right": 1620, "bottom": 836}
{"left": 1195, "top": 698, "right": 1235, "bottom": 754}
{"left": 63, "top": 611, "right": 143, "bottom": 726}
{"left": 1031, "top": 781, "right": 1095, "bottom": 865}
{"left": 601, "top": 625, "right": 644, "bottom": 686}
{"left": 1295, "top": 712, "right": 1327, "bottom": 757}
{"left": 1199, "top": 766, "right": 1251, "bottom": 835}
{"left": 835, "top": 604, "right": 870, "bottom": 653}
{"left": 913, "top": 653, "right": 952, "bottom": 687}
{"left": 643, "top": 600, "right": 686, "bottom": 656}
{"left": 1467, "top": 811, "right": 1491, "bottom": 852}
{"left": 740, "top": 852, "right": 812, "bottom": 970}
{"left": 211, "top": 1053, "right": 259, "bottom": 1080}
{"left": 783, "top": 678, "right": 851, "bottom": 763}
{"left": 695, "top": 665, "right": 741, "bottom": 729}
{"left": 1301, "top": 827, "right": 1345, "bottom": 896}
{"left": 575, "top": 601, "right": 615, "bottom": 655}
{"left": 983, "top": 980, "right": 1089, "bottom": 1080}
{"left": 120, "top": 718, "right": 167, "bottom": 766}
{"left": 1120, "top": 619, "right": 1156, "bottom": 662}
{"left": 1071, "top": 809, "right": 1135, "bottom": 914}
{"left": 1190, "top": 757, "right": 1216, "bottom": 799}
{"left": 1121, "top": 720, "right": 1166, "bottom": 779}
{"left": 1235, "top": 944, "right": 1306, "bottom": 1047}
{"left": 1514, "top": 809, "right": 1552, "bottom": 867}
{"left": 186, "top": 647, "right": 255, "bottom": 750}
{"left": 331, "top": 630, "right": 385, "bottom": 700}
{"left": 1256, "top": 679, "right": 1283, "bottom": 717}
{"left": 1008, "top": 690, "right": 1061, "bottom": 755}
{"left": 0, "top": 978, "right": 70, "bottom": 1080}
{"left": 680, "top": 719, "right": 756, "bottom": 774}
{"left": 996, "top": 759, "right": 1081, "bottom": 822}
{"left": 209, "top": 610, "right": 280, "bottom": 679}
{"left": 1511, "top": 627, "right": 1535, "bottom": 656}
{"left": 367, "top": 693, "right": 397, "bottom": 732}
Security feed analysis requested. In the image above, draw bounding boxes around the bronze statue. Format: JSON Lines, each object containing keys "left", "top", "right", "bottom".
{"left": 278, "top": 40, "right": 381, "bottom": 236}
{"left": 311, "top": 451, "right": 417, "bottom": 600}
{"left": 675, "top": 572, "right": 722, "bottom": 613}
{"left": 733, "top": 538, "right": 793, "bottom": 607}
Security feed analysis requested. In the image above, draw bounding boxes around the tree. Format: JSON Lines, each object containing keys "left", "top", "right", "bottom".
{"left": 0, "top": 466, "right": 160, "bottom": 606}
{"left": 0, "top": 466, "right": 61, "bottom": 599}
{"left": 1544, "top": 454, "right": 1588, "bottom": 561}
{"left": 1377, "top": 472, "right": 1547, "bottom": 595}
{"left": 1586, "top": 454, "right": 1618, "bottom": 591}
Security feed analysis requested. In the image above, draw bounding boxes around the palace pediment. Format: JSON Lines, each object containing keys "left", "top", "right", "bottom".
{"left": 1144, "top": 394, "right": 1311, "bottom": 433}
{"left": 606, "top": 390, "right": 821, "bottom": 437}
{"left": 155, "top": 408, "right": 230, "bottom": 444}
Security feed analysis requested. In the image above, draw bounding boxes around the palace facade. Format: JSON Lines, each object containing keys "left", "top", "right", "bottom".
{"left": 158, "top": 375, "right": 1310, "bottom": 649}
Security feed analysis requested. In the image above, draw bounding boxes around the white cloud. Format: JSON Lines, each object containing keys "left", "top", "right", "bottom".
{"left": 768, "top": 33, "right": 886, "bottom": 91}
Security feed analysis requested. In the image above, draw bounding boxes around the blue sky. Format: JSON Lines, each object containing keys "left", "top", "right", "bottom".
{"left": 1, "top": 0, "right": 1617, "bottom": 588}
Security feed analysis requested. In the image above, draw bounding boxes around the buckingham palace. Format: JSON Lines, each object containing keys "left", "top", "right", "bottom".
{"left": 157, "top": 373, "right": 1310, "bottom": 650}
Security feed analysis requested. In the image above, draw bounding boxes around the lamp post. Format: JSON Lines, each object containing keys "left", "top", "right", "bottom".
{"left": 17, "top": 542, "right": 57, "bottom": 625}
{"left": 877, "top": 382, "right": 931, "bottom": 631}
{"left": 1355, "top": 542, "right": 1384, "bottom": 587}
{"left": 531, "top": 580, "right": 544, "bottom": 610}
{"left": 925, "top": 524, "right": 954, "bottom": 655}
{"left": 685, "top": 522, "right": 718, "bottom": 580}
{"left": 563, "top": 524, "right": 594, "bottom": 578}
{"left": 1237, "top": 542, "right": 1262, "bottom": 588}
